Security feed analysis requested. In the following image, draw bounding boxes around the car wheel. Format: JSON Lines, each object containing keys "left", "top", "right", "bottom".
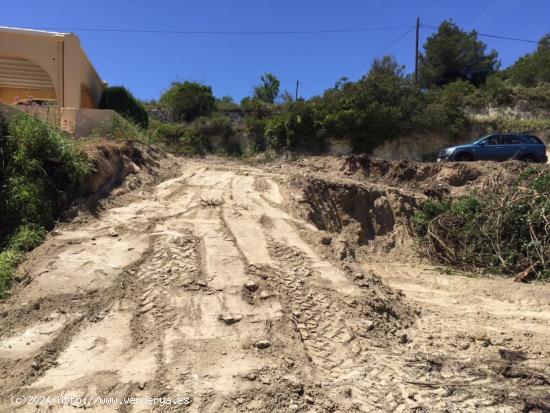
{"left": 519, "top": 154, "right": 538, "bottom": 163}
{"left": 455, "top": 152, "right": 473, "bottom": 162}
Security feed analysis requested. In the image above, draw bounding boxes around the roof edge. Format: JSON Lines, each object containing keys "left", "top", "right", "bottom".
{"left": 0, "top": 26, "right": 71, "bottom": 38}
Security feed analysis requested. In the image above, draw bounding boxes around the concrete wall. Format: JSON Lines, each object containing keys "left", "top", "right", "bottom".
{"left": 62, "top": 108, "right": 115, "bottom": 137}
{"left": 2, "top": 101, "right": 115, "bottom": 138}
{"left": 17, "top": 105, "right": 115, "bottom": 137}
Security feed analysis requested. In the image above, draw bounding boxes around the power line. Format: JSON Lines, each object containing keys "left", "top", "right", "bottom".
{"left": 34, "top": 22, "right": 539, "bottom": 43}
{"left": 302, "top": 26, "right": 415, "bottom": 90}
{"left": 32, "top": 25, "right": 413, "bottom": 36}
{"left": 421, "top": 24, "right": 539, "bottom": 44}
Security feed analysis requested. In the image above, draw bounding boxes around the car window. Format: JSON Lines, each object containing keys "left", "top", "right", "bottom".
{"left": 483, "top": 135, "right": 500, "bottom": 145}
{"left": 503, "top": 135, "right": 523, "bottom": 145}
{"left": 523, "top": 135, "right": 543, "bottom": 144}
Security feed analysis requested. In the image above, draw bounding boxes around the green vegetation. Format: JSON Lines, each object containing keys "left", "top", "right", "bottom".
{"left": 472, "top": 116, "right": 550, "bottom": 134}
{"left": 141, "top": 22, "right": 550, "bottom": 158}
{"left": 160, "top": 81, "right": 215, "bottom": 122}
{"left": 99, "top": 86, "right": 149, "bottom": 128}
{"left": 265, "top": 100, "right": 322, "bottom": 151}
{"left": 504, "top": 34, "right": 550, "bottom": 87}
{"left": 149, "top": 113, "right": 234, "bottom": 155}
{"left": 414, "top": 167, "right": 550, "bottom": 280}
{"left": 0, "top": 113, "right": 90, "bottom": 297}
{"left": 419, "top": 20, "right": 499, "bottom": 87}
{"left": 253, "top": 73, "right": 281, "bottom": 104}
{"left": 95, "top": 113, "right": 152, "bottom": 143}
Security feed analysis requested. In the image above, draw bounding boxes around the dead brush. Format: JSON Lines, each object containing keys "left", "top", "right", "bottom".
{"left": 197, "top": 197, "right": 224, "bottom": 208}
{"left": 414, "top": 166, "right": 550, "bottom": 281}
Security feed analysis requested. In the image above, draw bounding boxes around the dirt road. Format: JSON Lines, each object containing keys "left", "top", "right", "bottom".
{"left": 1, "top": 158, "right": 549, "bottom": 412}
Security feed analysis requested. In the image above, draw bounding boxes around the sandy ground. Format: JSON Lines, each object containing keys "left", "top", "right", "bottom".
{"left": 0, "top": 158, "right": 549, "bottom": 412}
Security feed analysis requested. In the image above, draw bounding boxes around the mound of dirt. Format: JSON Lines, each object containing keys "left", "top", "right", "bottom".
{"left": 83, "top": 141, "right": 163, "bottom": 202}
{"left": 286, "top": 155, "right": 542, "bottom": 195}
{"left": 280, "top": 155, "right": 549, "bottom": 263}
{"left": 338, "top": 155, "right": 531, "bottom": 190}
{"left": 288, "top": 175, "right": 420, "bottom": 261}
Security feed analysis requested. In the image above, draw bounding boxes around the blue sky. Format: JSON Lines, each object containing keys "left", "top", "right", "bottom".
{"left": 3, "top": 0, "right": 549, "bottom": 101}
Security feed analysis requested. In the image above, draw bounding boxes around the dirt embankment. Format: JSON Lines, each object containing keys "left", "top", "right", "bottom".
{"left": 279, "top": 155, "right": 542, "bottom": 262}
{"left": 82, "top": 141, "right": 169, "bottom": 203}
{"left": 289, "top": 176, "right": 419, "bottom": 261}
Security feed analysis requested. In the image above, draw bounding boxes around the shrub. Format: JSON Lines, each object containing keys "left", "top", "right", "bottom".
{"left": 175, "top": 130, "right": 207, "bottom": 155}
{"left": 243, "top": 117, "right": 268, "bottom": 153}
{"left": 253, "top": 73, "right": 280, "bottom": 103}
{"left": 0, "top": 114, "right": 88, "bottom": 297}
{"left": 95, "top": 113, "right": 151, "bottom": 143}
{"left": 216, "top": 96, "right": 240, "bottom": 112}
{"left": 0, "top": 224, "right": 46, "bottom": 297}
{"left": 480, "top": 74, "right": 512, "bottom": 105}
{"left": 160, "top": 81, "right": 215, "bottom": 122}
{"left": 313, "top": 57, "right": 429, "bottom": 152}
{"left": 414, "top": 167, "right": 550, "bottom": 280}
{"left": 99, "top": 86, "right": 149, "bottom": 128}
{"left": 472, "top": 116, "right": 550, "bottom": 134}
{"left": 1, "top": 113, "right": 90, "bottom": 235}
{"left": 241, "top": 97, "right": 276, "bottom": 119}
{"left": 265, "top": 101, "right": 322, "bottom": 152}
{"left": 189, "top": 114, "right": 233, "bottom": 140}
{"left": 8, "top": 224, "right": 46, "bottom": 252}
{"left": 419, "top": 81, "right": 473, "bottom": 137}
{"left": 0, "top": 250, "right": 22, "bottom": 298}
{"left": 149, "top": 120, "right": 186, "bottom": 145}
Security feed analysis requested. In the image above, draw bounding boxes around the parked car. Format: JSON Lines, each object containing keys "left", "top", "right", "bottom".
{"left": 437, "top": 133, "right": 548, "bottom": 163}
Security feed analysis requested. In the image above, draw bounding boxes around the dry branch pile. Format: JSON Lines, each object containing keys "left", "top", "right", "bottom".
{"left": 415, "top": 167, "right": 550, "bottom": 280}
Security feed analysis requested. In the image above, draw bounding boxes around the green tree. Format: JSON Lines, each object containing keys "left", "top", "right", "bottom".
{"left": 160, "top": 81, "right": 215, "bottom": 122}
{"left": 253, "top": 73, "right": 280, "bottom": 103}
{"left": 367, "top": 55, "right": 405, "bottom": 78}
{"left": 419, "top": 20, "right": 499, "bottom": 87}
{"left": 505, "top": 34, "right": 550, "bottom": 87}
{"left": 98, "top": 86, "right": 148, "bottom": 128}
{"left": 265, "top": 100, "right": 321, "bottom": 151}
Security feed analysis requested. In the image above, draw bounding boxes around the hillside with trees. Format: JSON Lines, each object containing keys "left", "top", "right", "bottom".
{"left": 123, "top": 20, "right": 550, "bottom": 158}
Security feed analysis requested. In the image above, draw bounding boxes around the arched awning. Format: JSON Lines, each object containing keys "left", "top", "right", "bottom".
{"left": 0, "top": 56, "right": 55, "bottom": 98}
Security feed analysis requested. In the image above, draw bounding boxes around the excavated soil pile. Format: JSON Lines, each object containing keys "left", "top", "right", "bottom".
{"left": 282, "top": 155, "right": 549, "bottom": 260}
{"left": 285, "top": 155, "right": 543, "bottom": 198}
{"left": 289, "top": 175, "right": 419, "bottom": 260}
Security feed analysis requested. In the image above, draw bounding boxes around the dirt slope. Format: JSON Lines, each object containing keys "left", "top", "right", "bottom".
{"left": 0, "top": 157, "right": 549, "bottom": 412}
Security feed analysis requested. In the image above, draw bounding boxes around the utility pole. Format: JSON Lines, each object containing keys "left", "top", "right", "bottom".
{"left": 295, "top": 80, "right": 299, "bottom": 100}
{"left": 415, "top": 17, "right": 420, "bottom": 83}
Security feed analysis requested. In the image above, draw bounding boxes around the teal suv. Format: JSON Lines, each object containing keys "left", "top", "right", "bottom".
{"left": 438, "top": 133, "right": 547, "bottom": 163}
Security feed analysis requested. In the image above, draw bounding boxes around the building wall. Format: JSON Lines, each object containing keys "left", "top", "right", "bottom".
{"left": 0, "top": 34, "right": 62, "bottom": 104}
{"left": 0, "top": 29, "right": 105, "bottom": 109}
{"left": 80, "top": 84, "right": 96, "bottom": 109}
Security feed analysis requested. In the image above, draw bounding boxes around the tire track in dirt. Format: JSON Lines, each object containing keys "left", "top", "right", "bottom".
{"left": 1, "top": 159, "right": 547, "bottom": 412}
